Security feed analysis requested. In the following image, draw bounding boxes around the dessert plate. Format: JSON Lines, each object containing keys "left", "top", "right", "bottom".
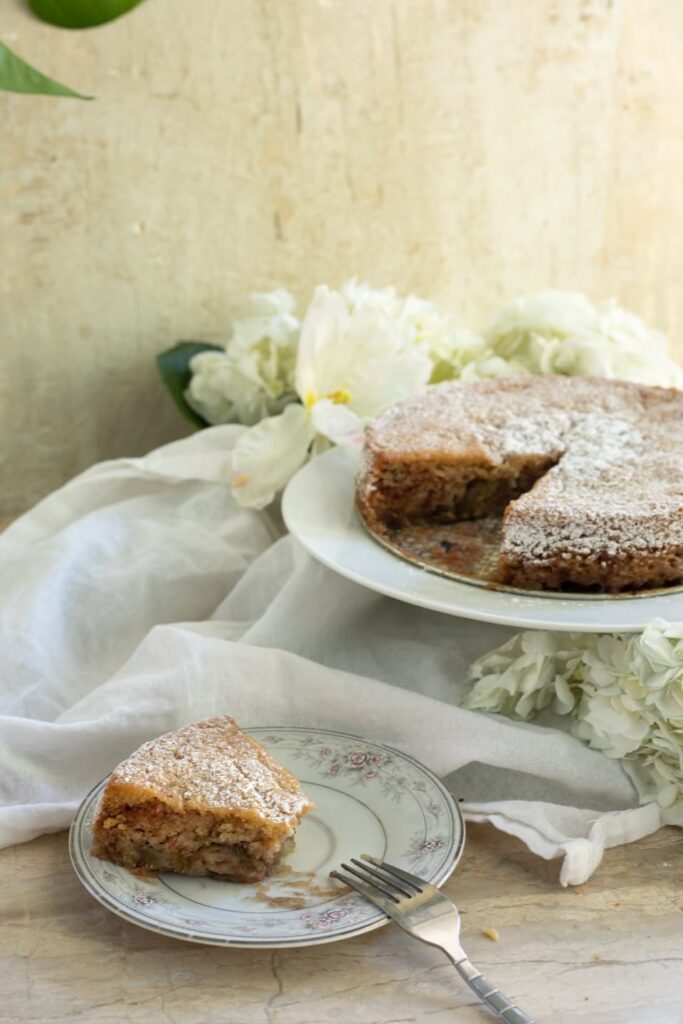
{"left": 70, "top": 727, "right": 463, "bottom": 948}
{"left": 282, "top": 447, "right": 683, "bottom": 632}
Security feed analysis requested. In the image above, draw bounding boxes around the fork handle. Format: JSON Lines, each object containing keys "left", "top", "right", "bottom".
{"left": 453, "top": 955, "right": 535, "bottom": 1024}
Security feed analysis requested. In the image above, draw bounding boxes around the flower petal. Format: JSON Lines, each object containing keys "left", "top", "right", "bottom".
{"left": 295, "top": 285, "right": 349, "bottom": 403}
{"left": 311, "top": 399, "right": 365, "bottom": 449}
{"left": 231, "top": 403, "right": 314, "bottom": 508}
{"left": 481, "top": 290, "right": 683, "bottom": 388}
{"left": 296, "top": 285, "right": 432, "bottom": 416}
{"left": 185, "top": 351, "right": 238, "bottom": 425}
{"left": 337, "top": 307, "right": 432, "bottom": 416}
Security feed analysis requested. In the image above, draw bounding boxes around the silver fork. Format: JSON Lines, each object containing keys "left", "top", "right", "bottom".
{"left": 331, "top": 855, "right": 535, "bottom": 1024}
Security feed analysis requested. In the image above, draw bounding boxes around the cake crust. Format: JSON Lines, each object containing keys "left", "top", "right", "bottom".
{"left": 357, "top": 376, "right": 683, "bottom": 593}
{"left": 92, "top": 717, "right": 313, "bottom": 882}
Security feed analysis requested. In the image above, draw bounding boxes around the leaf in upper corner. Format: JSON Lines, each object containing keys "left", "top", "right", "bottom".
{"left": 0, "top": 42, "right": 92, "bottom": 98}
{"left": 27, "top": 0, "right": 146, "bottom": 29}
{"left": 157, "top": 341, "right": 224, "bottom": 429}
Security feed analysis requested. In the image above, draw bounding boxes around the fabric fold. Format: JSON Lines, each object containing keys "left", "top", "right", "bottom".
{"left": 0, "top": 426, "right": 662, "bottom": 883}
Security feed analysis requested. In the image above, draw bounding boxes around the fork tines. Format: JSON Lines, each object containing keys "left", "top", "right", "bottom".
{"left": 330, "top": 854, "right": 424, "bottom": 909}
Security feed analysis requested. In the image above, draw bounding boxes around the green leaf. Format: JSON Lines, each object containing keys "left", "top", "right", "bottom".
{"left": 157, "top": 341, "right": 224, "bottom": 429}
{"left": 0, "top": 42, "right": 92, "bottom": 98}
{"left": 27, "top": 0, "right": 146, "bottom": 29}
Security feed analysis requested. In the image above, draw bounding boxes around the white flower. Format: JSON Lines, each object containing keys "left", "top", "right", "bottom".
{"left": 230, "top": 285, "right": 432, "bottom": 508}
{"left": 185, "top": 290, "right": 300, "bottom": 426}
{"left": 184, "top": 351, "right": 242, "bottom": 424}
{"left": 582, "top": 638, "right": 646, "bottom": 700}
{"left": 342, "top": 278, "right": 486, "bottom": 384}
{"left": 596, "top": 301, "right": 680, "bottom": 386}
{"left": 480, "top": 290, "right": 683, "bottom": 387}
{"left": 466, "top": 631, "right": 584, "bottom": 719}
{"left": 463, "top": 619, "right": 683, "bottom": 822}
{"left": 231, "top": 289, "right": 299, "bottom": 347}
{"left": 573, "top": 691, "right": 652, "bottom": 758}
{"left": 486, "top": 290, "right": 597, "bottom": 356}
{"left": 631, "top": 619, "right": 683, "bottom": 691}
{"left": 228, "top": 402, "right": 315, "bottom": 509}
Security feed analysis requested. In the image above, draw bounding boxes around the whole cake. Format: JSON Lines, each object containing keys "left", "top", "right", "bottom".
{"left": 92, "top": 717, "right": 313, "bottom": 882}
{"left": 357, "top": 376, "right": 683, "bottom": 592}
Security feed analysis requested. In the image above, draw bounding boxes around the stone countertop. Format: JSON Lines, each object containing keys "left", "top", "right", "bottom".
{"left": 2, "top": 822, "right": 681, "bottom": 1024}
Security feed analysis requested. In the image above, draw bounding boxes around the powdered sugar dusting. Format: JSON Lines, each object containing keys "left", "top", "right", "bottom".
{"left": 111, "top": 717, "right": 312, "bottom": 825}
{"left": 361, "top": 376, "right": 683, "bottom": 566}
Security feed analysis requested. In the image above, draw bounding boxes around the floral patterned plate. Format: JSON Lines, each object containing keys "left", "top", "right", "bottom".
{"left": 69, "top": 727, "right": 464, "bottom": 948}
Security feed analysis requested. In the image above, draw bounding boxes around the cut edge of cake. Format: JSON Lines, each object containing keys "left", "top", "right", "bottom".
{"left": 357, "top": 376, "right": 683, "bottom": 594}
{"left": 91, "top": 717, "right": 314, "bottom": 883}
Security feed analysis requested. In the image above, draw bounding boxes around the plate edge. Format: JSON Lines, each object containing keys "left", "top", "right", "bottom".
{"left": 68, "top": 728, "right": 465, "bottom": 949}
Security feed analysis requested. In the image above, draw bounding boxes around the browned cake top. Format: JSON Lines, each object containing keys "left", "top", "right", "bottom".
{"left": 360, "top": 376, "right": 683, "bottom": 559}
{"left": 108, "top": 717, "right": 312, "bottom": 824}
{"left": 363, "top": 376, "right": 683, "bottom": 462}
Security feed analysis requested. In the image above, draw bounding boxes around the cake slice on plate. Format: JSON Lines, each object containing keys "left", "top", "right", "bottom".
{"left": 92, "top": 716, "right": 313, "bottom": 883}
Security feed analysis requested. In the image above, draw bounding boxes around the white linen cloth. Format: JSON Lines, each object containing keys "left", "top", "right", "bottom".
{"left": 0, "top": 427, "right": 663, "bottom": 885}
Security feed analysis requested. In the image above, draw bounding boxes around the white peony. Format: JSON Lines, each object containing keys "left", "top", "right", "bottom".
{"left": 464, "top": 618, "right": 683, "bottom": 821}
{"left": 185, "top": 290, "right": 300, "bottom": 426}
{"left": 230, "top": 285, "right": 432, "bottom": 509}
{"left": 342, "top": 278, "right": 487, "bottom": 384}
{"left": 480, "top": 290, "right": 683, "bottom": 387}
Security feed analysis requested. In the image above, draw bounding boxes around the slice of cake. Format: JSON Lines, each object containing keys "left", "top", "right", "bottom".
{"left": 92, "top": 717, "right": 313, "bottom": 883}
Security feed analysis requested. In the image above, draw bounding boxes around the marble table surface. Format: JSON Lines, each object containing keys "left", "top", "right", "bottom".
{"left": 2, "top": 822, "right": 681, "bottom": 1024}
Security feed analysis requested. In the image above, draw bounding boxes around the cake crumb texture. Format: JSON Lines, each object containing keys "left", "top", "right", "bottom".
{"left": 92, "top": 717, "right": 313, "bottom": 882}
{"left": 357, "top": 376, "right": 683, "bottom": 592}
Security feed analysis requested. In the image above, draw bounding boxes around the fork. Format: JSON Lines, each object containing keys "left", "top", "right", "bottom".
{"left": 330, "top": 855, "right": 535, "bottom": 1023}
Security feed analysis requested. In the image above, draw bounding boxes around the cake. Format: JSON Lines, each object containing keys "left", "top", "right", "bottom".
{"left": 356, "top": 376, "right": 683, "bottom": 593}
{"left": 92, "top": 717, "right": 313, "bottom": 882}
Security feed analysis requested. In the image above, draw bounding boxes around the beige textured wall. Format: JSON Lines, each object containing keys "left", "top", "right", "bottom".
{"left": 2, "top": 0, "right": 683, "bottom": 512}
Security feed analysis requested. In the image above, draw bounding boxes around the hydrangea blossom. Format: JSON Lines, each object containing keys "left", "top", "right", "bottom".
{"left": 185, "top": 290, "right": 300, "bottom": 426}
{"left": 463, "top": 619, "right": 683, "bottom": 823}
{"left": 478, "top": 290, "right": 683, "bottom": 387}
